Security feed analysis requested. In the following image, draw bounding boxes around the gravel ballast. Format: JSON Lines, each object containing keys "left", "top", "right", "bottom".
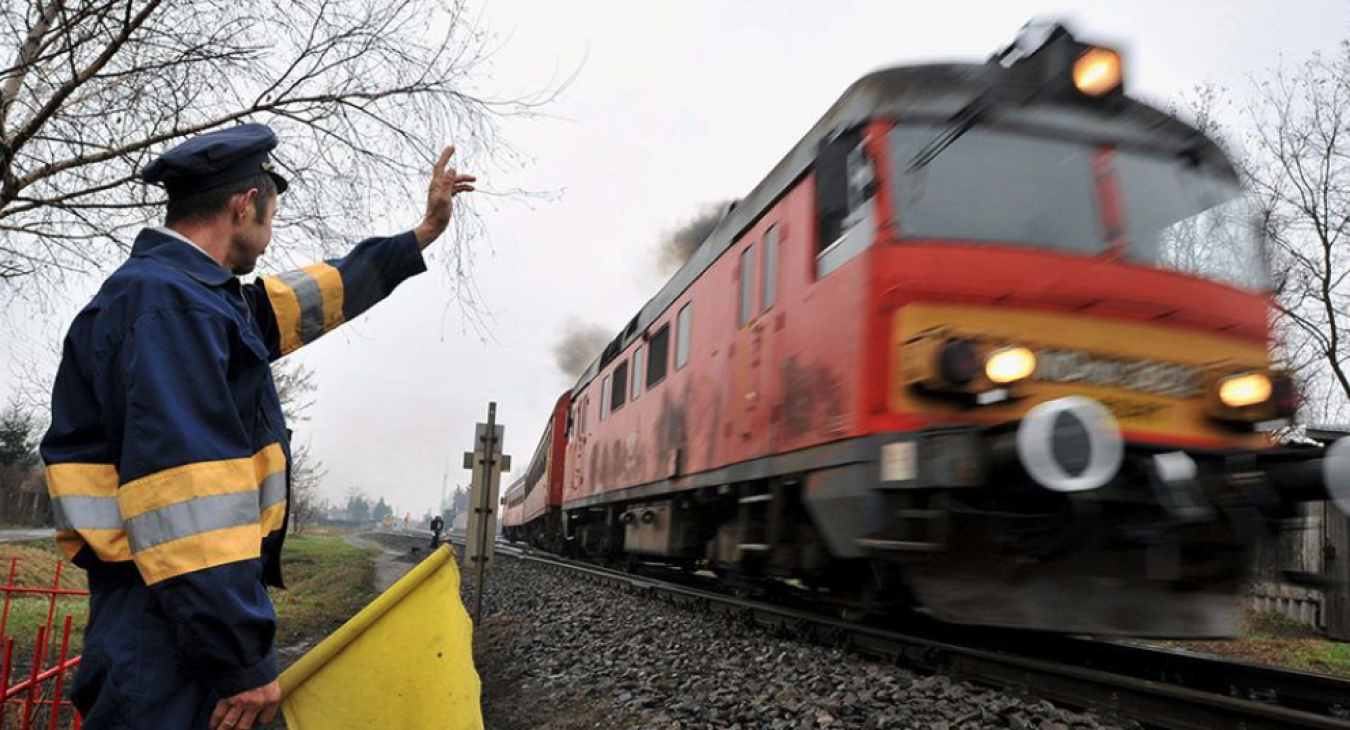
{"left": 467, "top": 553, "right": 1144, "bottom": 730}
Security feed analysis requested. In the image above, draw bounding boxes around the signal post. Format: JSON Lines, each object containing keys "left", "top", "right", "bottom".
{"left": 463, "top": 402, "right": 510, "bottom": 624}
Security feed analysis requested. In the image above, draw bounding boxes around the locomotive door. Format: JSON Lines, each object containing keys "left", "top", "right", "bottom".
{"left": 734, "top": 226, "right": 780, "bottom": 458}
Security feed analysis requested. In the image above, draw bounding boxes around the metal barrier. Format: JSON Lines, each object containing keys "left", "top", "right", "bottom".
{"left": 1, "top": 557, "right": 85, "bottom": 730}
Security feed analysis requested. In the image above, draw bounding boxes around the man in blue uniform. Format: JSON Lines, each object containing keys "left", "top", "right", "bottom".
{"left": 40, "top": 124, "right": 475, "bottom": 729}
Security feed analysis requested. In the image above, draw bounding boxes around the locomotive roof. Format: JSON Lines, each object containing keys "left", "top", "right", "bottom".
{"left": 571, "top": 61, "right": 1237, "bottom": 396}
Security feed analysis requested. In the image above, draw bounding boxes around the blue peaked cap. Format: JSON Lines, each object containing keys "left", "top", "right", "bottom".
{"left": 140, "top": 123, "right": 289, "bottom": 197}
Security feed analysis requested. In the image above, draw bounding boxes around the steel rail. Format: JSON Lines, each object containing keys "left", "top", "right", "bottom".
{"left": 430, "top": 534, "right": 1350, "bottom": 730}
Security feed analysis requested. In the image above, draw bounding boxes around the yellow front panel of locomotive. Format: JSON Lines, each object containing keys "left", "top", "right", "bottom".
{"left": 889, "top": 303, "right": 1269, "bottom": 446}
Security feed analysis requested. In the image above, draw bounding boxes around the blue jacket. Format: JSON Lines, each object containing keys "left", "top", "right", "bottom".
{"left": 41, "top": 227, "right": 426, "bottom": 696}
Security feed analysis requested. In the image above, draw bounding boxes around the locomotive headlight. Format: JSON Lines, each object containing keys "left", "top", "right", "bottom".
{"left": 1218, "top": 372, "right": 1273, "bottom": 408}
{"left": 1073, "top": 47, "right": 1123, "bottom": 97}
{"left": 985, "top": 346, "right": 1037, "bottom": 384}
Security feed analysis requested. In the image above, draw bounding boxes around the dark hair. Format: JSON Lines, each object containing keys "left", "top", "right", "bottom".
{"left": 164, "top": 173, "right": 277, "bottom": 226}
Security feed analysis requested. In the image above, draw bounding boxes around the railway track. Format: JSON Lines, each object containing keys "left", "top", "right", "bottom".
{"left": 437, "top": 534, "right": 1350, "bottom": 730}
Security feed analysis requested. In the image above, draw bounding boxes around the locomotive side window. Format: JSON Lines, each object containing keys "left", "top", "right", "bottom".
{"left": 611, "top": 360, "right": 628, "bottom": 411}
{"left": 600, "top": 375, "right": 611, "bottom": 421}
{"left": 737, "top": 245, "right": 754, "bottom": 327}
{"left": 761, "top": 226, "right": 778, "bottom": 311}
{"left": 815, "top": 130, "right": 876, "bottom": 278}
{"left": 632, "top": 346, "right": 645, "bottom": 400}
{"left": 675, "top": 303, "right": 692, "bottom": 370}
{"left": 647, "top": 324, "right": 670, "bottom": 387}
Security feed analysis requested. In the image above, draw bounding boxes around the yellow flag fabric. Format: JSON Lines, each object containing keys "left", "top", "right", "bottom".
{"left": 279, "top": 544, "right": 483, "bottom": 729}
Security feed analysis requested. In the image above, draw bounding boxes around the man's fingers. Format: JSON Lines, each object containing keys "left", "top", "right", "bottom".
{"left": 210, "top": 700, "right": 229, "bottom": 730}
{"left": 217, "top": 703, "right": 245, "bottom": 730}
{"left": 451, "top": 173, "right": 477, "bottom": 184}
{"left": 235, "top": 705, "right": 261, "bottom": 730}
{"left": 432, "top": 145, "right": 455, "bottom": 179}
{"left": 453, "top": 184, "right": 476, "bottom": 194}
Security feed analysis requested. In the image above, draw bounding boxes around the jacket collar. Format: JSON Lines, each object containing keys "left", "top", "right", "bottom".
{"left": 130, "top": 228, "right": 234, "bottom": 287}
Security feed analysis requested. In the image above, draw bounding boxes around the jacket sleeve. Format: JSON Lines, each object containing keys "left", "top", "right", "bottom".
{"left": 115, "top": 306, "right": 277, "bottom": 697}
{"left": 243, "top": 230, "right": 427, "bottom": 360}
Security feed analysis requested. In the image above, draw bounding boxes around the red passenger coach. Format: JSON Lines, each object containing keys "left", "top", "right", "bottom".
{"left": 545, "top": 24, "right": 1350, "bottom": 637}
{"left": 502, "top": 392, "right": 571, "bottom": 551}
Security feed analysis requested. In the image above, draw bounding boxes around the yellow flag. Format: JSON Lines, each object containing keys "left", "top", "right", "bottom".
{"left": 279, "top": 544, "right": 483, "bottom": 729}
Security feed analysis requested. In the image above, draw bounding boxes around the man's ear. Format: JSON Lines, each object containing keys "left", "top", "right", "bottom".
{"left": 235, "top": 188, "right": 259, "bottom": 223}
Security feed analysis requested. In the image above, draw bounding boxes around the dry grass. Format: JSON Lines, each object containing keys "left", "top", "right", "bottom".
{"left": 0, "top": 542, "right": 89, "bottom": 658}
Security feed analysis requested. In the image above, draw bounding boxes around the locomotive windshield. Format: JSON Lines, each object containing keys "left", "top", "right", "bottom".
{"left": 1113, "top": 151, "right": 1268, "bottom": 290}
{"left": 891, "top": 126, "right": 1104, "bottom": 254}
{"left": 890, "top": 125, "right": 1269, "bottom": 290}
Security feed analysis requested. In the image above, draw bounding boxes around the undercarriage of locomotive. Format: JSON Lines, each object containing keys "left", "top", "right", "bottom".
{"left": 557, "top": 397, "right": 1350, "bottom": 638}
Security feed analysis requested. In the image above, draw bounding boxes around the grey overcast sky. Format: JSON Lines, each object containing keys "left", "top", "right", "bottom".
{"left": 2, "top": 0, "right": 1347, "bottom": 517}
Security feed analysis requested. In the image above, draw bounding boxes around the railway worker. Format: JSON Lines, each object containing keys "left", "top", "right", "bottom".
{"left": 40, "top": 124, "right": 476, "bottom": 730}
{"left": 431, "top": 514, "right": 446, "bottom": 549}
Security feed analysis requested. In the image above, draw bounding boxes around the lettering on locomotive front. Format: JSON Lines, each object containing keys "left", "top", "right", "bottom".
{"left": 1032, "top": 348, "right": 1201, "bottom": 398}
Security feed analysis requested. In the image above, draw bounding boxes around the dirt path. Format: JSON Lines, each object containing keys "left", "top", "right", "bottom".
{"left": 342, "top": 532, "right": 418, "bottom": 591}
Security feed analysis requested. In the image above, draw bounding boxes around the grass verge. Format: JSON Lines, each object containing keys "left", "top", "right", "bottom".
{"left": 1158, "top": 610, "right": 1350, "bottom": 678}
{"left": 0, "top": 533, "right": 377, "bottom": 664}
{"left": 271, "top": 533, "right": 378, "bottom": 647}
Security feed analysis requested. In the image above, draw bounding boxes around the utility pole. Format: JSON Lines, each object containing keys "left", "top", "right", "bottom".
{"left": 463, "top": 402, "right": 510, "bottom": 625}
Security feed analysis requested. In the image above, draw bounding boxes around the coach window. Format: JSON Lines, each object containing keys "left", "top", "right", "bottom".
{"left": 632, "top": 345, "right": 645, "bottom": 400}
{"left": 675, "top": 303, "right": 692, "bottom": 370}
{"left": 737, "top": 245, "right": 754, "bottom": 327}
{"left": 612, "top": 360, "right": 628, "bottom": 411}
{"left": 761, "top": 226, "right": 778, "bottom": 311}
{"left": 600, "top": 375, "right": 611, "bottom": 421}
{"left": 647, "top": 324, "right": 670, "bottom": 387}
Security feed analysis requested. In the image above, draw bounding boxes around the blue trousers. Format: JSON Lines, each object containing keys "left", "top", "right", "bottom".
{"left": 70, "top": 583, "right": 217, "bottom": 729}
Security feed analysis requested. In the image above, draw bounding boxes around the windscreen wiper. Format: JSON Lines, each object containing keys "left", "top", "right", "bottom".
{"left": 908, "top": 94, "right": 990, "bottom": 172}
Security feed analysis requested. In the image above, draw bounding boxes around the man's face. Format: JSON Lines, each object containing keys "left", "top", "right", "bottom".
{"left": 226, "top": 191, "right": 278, "bottom": 275}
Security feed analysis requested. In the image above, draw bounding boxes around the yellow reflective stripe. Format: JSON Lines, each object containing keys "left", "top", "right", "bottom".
{"left": 254, "top": 443, "right": 286, "bottom": 483}
{"left": 119, "top": 457, "right": 256, "bottom": 519}
{"left": 261, "top": 501, "right": 287, "bottom": 534}
{"left": 46, "top": 463, "right": 117, "bottom": 498}
{"left": 119, "top": 444, "right": 285, "bottom": 519}
{"left": 302, "top": 263, "right": 345, "bottom": 334}
{"left": 58, "top": 527, "right": 132, "bottom": 563}
{"left": 135, "top": 525, "right": 262, "bottom": 585}
{"left": 264, "top": 274, "right": 304, "bottom": 355}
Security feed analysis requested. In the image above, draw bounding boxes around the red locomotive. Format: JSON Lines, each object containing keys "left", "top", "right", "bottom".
{"left": 503, "top": 24, "right": 1350, "bottom": 637}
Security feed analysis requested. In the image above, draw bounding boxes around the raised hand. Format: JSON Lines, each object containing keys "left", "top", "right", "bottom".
{"left": 414, "top": 144, "right": 477, "bottom": 248}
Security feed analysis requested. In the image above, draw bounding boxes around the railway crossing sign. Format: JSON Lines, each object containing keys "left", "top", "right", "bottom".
{"left": 463, "top": 402, "right": 510, "bottom": 623}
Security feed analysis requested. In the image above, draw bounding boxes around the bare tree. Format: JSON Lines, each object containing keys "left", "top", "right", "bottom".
{"left": 271, "top": 358, "right": 324, "bottom": 531}
{"left": 0, "top": 0, "right": 551, "bottom": 294}
{"left": 1243, "top": 42, "right": 1350, "bottom": 421}
{"left": 288, "top": 439, "right": 325, "bottom": 535}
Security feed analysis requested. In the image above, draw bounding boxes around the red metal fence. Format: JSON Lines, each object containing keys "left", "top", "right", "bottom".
{"left": 1, "top": 558, "right": 84, "bottom": 730}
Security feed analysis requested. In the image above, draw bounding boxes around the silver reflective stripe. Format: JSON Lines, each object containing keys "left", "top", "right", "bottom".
{"left": 124, "top": 491, "right": 260, "bottom": 553}
{"left": 278, "top": 269, "right": 325, "bottom": 345}
{"left": 259, "top": 470, "right": 287, "bottom": 511}
{"left": 51, "top": 496, "right": 122, "bottom": 531}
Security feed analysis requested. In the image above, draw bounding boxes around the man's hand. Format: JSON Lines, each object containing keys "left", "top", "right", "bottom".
{"left": 414, "top": 144, "right": 477, "bottom": 248}
{"left": 210, "top": 680, "right": 282, "bottom": 730}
